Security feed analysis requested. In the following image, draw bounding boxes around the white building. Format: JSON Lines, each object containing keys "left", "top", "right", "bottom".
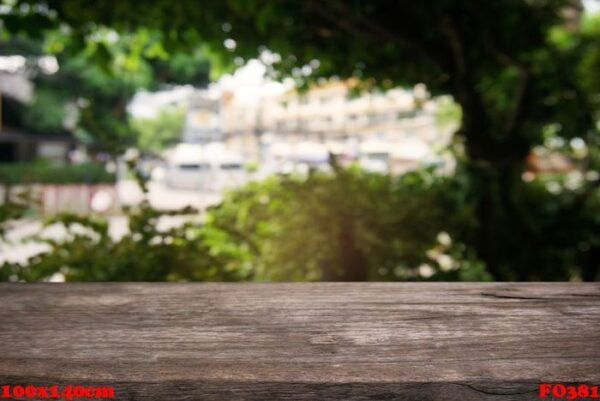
{"left": 220, "top": 79, "right": 452, "bottom": 174}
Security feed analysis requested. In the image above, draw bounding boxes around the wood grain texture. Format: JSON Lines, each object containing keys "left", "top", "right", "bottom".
{"left": 0, "top": 283, "right": 598, "bottom": 400}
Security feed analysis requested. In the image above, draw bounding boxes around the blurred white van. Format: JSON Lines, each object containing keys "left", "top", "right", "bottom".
{"left": 164, "top": 143, "right": 247, "bottom": 191}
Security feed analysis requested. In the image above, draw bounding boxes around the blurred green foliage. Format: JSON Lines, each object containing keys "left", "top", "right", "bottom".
{"left": 0, "top": 202, "right": 249, "bottom": 282}
{"left": 36, "top": 41, "right": 207, "bottom": 153}
{"left": 1, "top": 32, "right": 209, "bottom": 153}
{"left": 20, "top": 87, "right": 69, "bottom": 133}
{"left": 130, "top": 107, "right": 186, "bottom": 153}
{"left": 0, "top": 162, "right": 115, "bottom": 184}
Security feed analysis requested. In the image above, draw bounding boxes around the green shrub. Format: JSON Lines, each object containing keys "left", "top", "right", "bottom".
{"left": 199, "top": 163, "right": 489, "bottom": 281}
{"left": 2, "top": 160, "right": 597, "bottom": 282}
{"left": 1, "top": 202, "right": 249, "bottom": 282}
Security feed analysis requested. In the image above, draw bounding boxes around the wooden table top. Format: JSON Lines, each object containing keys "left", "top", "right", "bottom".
{"left": 1, "top": 283, "right": 599, "bottom": 400}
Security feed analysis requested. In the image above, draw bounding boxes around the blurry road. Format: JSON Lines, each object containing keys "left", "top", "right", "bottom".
{"left": 117, "top": 179, "right": 222, "bottom": 210}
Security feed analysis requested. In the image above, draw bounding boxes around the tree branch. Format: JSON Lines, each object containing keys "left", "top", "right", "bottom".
{"left": 305, "top": 0, "right": 443, "bottom": 68}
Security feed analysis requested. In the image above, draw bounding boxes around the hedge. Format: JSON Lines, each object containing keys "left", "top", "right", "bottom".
{"left": 0, "top": 162, "right": 115, "bottom": 185}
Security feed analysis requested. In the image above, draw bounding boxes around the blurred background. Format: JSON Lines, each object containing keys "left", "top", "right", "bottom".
{"left": 0, "top": 0, "right": 599, "bottom": 282}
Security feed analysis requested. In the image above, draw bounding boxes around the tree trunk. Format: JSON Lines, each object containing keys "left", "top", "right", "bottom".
{"left": 582, "top": 246, "right": 600, "bottom": 281}
{"left": 458, "top": 107, "right": 532, "bottom": 280}
{"left": 321, "top": 213, "right": 368, "bottom": 282}
{"left": 337, "top": 216, "right": 368, "bottom": 281}
{"left": 465, "top": 159, "right": 527, "bottom": 280}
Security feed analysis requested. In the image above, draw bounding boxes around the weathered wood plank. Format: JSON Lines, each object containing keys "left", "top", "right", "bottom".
{"left": 0, "top": 283, "right": 598, "bottom": 400}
